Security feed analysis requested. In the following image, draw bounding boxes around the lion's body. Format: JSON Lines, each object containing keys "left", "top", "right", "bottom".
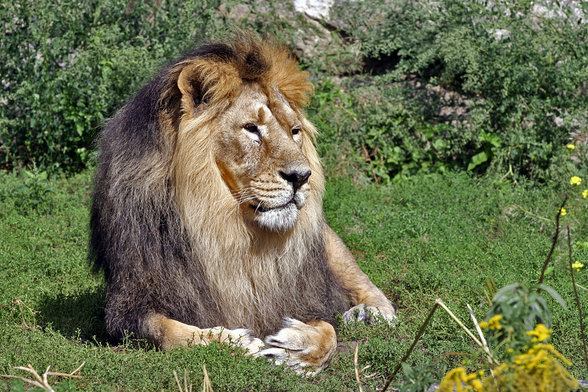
{"left": 91, "top": 36, "right": 395, "bottom": 372}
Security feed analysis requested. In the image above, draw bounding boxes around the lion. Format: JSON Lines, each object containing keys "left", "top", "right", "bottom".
{"left": 90, "top": 35, "right": 396, "bottom": 374}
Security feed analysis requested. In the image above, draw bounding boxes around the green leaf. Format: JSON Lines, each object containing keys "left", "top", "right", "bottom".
{"left": 467, "top": 151, "right": 488, "bottom": 171}
{"left": 480, "top": 132, "right": 501, "bottom": 148}
{"left": 433, "top": 139, "right": 446, "bottom": 150}
{"left": 538, "top": 284, "right": 568, "bottom": 310}
{"left": 492, "top": 283, "right": 521, "bottom": 302}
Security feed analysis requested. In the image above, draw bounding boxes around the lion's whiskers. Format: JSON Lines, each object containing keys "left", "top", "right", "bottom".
{"left": 230, "top": 187, "right": 259, "bottom": 214}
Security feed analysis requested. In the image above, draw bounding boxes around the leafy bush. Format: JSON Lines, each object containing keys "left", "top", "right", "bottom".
{"left": 331, "top": 0, "right": 588, "bottom": 183}
{"left": 437, "top": 284, "right": 578, "bottom": 392}
{"left": 0, "top": 0, "right": 220, "bottom": 174}
{"left": 309, "top": 80, "right": 497, "bottom": 183}
{"left": 2, "top": 0, "right": 586, "bottom": 184}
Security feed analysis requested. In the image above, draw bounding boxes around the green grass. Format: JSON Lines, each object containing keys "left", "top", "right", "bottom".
{"left": 1, "top": 170, "right": 587, "bottom": 391}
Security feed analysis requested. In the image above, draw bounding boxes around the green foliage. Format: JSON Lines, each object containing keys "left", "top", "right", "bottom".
{"left": 0, "top": 168, "right": 53, "bottom": 214}
{"left": 395, "top": 362, "right": 440, "bottom": 392}
{"left": 350, "top": 85, "right": 469, "bottom": 182}
{"left": 483, "top": 283, "right": 567, "bottom": 356}
{"left": 1, "top": 171, "right": 587, "bottom": 389}
{"left": 331, "top": 0, "right": 588, "bottom": 183}
{"left": 0, "top": 0, "right": 220, "bottom": 174}
{"left": 310, "top": 80, "right": 496, "bottom": 183}
{"left": 436, "top": 283, "right": 579, "bottom": 392}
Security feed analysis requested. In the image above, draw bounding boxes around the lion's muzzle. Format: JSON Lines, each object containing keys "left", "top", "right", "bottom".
{"left": 279, "top": 168, "right": 311, "bottom": 191}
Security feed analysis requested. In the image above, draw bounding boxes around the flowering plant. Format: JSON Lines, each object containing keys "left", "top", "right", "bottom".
{"left": 438, "top": 284, "right": 579, "bottom": 392}
{"left": 438, "top": 341, "right": 578, "bottom": 392}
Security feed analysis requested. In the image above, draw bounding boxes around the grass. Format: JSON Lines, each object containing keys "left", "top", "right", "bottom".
{"left": 0, "top": 169, "right": 586, "bottom": 391}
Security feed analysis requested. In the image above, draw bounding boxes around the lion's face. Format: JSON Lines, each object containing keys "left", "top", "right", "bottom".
{"left": 214, "top": 83, "right": 312, "bottom": 231}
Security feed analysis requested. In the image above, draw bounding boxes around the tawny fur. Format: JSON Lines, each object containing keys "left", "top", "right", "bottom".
{"left": 90, "top": 35, "right": 396, "bottom": 372}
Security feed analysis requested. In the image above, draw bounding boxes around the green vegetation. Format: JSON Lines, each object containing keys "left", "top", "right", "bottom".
{"left": 1, "top": 0, "right": 587, "bottom": 390}
{"left": 0, "top": 0, "right": 226, "bottom": 173}
{"left": 1, "top": 171, "right": 587, "bottom": 390}
{"left": 2, "top": 0, "right": 586, "bottom": 184}
{"left": 327, "top": 0, "right": 588, "bottom": 183}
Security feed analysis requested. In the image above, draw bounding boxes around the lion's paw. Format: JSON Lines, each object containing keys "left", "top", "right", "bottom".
{"left": 343, "top": 304, "right": 397, "bottom": 326}
{"left": 209, "top": 327, "right": 265, "bottom": 355}
{"left": 256, "top": 318, "right": 337, "bottom": 376}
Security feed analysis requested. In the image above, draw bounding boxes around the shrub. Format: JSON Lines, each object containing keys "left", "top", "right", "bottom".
{"left": 331, "top": 0, "right": 588, "bottom": 183}
{"left": 0, "top": 0, "right": 220, "bottom": 174}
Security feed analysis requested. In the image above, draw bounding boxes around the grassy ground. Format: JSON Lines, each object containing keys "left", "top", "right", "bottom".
{"left": 0, "top": 170, "right": 587, "bottom": 391}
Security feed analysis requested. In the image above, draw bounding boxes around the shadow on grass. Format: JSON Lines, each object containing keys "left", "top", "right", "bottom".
{"left": 37, "top": 287, "right": 111, "bottom": 345}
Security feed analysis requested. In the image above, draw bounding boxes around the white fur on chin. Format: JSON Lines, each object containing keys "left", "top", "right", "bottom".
{"left": 254, "top": 203, "right": 299, "bottom": 231}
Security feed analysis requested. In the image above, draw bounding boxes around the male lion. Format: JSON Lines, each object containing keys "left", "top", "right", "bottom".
{"left": 90, "top": 36, "right": 396, "bottom": 374}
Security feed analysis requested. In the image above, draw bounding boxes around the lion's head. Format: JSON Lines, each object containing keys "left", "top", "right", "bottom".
{"left": 211, "top": 84, "right": 313, "bottom": 231}
{"left": 164, "top": 36, "right": 325, "bottom": 236}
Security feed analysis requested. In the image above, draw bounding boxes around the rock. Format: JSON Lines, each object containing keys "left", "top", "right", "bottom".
{"left": 293, "top": 19, "right": 333, "bottom": 58}
{"left": 228, "top": 3, "right": 251, "bottom": 21}
{"left": 488, "top": 28, "right": 510, "bottom": 41}
{"left": 293, "top": 0, "right": 335, "bottom": 21}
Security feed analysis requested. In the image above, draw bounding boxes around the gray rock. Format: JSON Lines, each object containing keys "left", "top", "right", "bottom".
{"left": 293, "top": 0, "right": 335, "bottom": 20}
{"left": 228, "top": 3, "right": 251, "bottom": 21}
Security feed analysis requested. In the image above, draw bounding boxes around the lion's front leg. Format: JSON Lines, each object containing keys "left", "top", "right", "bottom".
{"left": 145, "top": 313, "right": 265, "bottom": 354}
{"left": 324, "top": 225, "right": 397, "bottom": 325}
{"left": 258, "top": 318, "right": 337, "bottom": 376}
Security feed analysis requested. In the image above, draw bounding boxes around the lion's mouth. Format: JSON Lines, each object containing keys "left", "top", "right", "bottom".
{"left": 250, "top": 198, "right": 303, "bottom": 231}
{"left": 251, "top": 199, "right": 297, "bottom": 213}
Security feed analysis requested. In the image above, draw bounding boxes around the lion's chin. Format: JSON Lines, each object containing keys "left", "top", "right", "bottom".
{"left": 254, "top": 202, "right": 299, "bottom": 231}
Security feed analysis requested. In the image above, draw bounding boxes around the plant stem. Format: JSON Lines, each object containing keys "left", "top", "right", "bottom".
{"left": 467, "top": 304, "right": 493, "bottom": 365}
{"left": 381, "top": 299, "right": 440, "bottom": 392}
{"left": 354, "top": 342, "right": 363, "bottom": 392}
{"left": 437, "top": 301, "right": 499, "bottom": 364}
{"left": 538, "top": 196, "right": 568, "bottom": 289}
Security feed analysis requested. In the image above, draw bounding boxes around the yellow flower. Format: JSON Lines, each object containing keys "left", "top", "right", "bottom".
{"left": 570, "top": 176, "right": 582, "bottom": 185}
{"left": 566, "top": 144, "right": 575, "bottom": 150}
{"left": 572, "top": 261, "right": 584, "bottom": 272}
{"left": 488, "top": 314, "right": 502, "bottom": 330}
{"left": 519, "top": 343, "right": 572, "bottom": 366}
{"left": 438, "top": 367, "right": 467, "bottom": 392}
{"left": 560, "top": 207, "right": 567, "bottom": 216}
{"left": 478, "top": 320, "right": 489, "bottom": 329}
{"left": 527, "top": 324, "right": 552, "bottom": 343}
{"left": 583, "top": 189, "right": 588, "bottom": 198}
{"left": 469, "top": 379, "right": 483, "bottom": 392}
{"left": 438, "top": 367, "right": 482, "bottom": 392}
{"left": 485, "top": 344, "right": 579, "bottom": 391}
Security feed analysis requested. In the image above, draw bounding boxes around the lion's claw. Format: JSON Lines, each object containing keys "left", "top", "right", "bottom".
{"left": 257, "top": 318, "right": 336, "bottom": 376}
{"left": 343, "top": 304, "right": 397, "bottom": 326}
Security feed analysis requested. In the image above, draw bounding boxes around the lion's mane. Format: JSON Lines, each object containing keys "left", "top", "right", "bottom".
{"left": 90, "top": 36, "right": 348, "bottom": 341}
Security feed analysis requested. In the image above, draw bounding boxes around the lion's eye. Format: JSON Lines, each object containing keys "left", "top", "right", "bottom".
{"left": 244, "top": 123, "right": 260, "bottom": 134}
{"left": 243, "top": 123, "right": 262, "bottom": 145}
{"left": 291, "top": 126, "right": 301, "bottom": 136}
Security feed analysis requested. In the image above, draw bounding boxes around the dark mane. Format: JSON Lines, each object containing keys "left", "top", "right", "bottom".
{"left": 90, "top": 36, "right": 346, "bottom": 342}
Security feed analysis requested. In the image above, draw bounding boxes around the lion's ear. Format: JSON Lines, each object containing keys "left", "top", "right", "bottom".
{"left": 177, "top": 64, "right": 208, "bottom": 116}
{"left": 177, "top": 60, "right": 242, "bottom": 116}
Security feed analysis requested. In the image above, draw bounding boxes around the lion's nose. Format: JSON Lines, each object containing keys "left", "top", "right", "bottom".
{"left": 280, "top": 169, "right": 311, "bottom": 190}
